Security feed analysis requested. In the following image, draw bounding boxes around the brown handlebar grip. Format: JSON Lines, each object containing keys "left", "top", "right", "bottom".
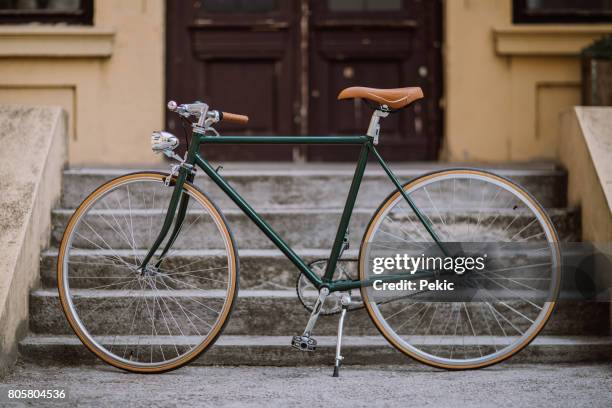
{"left": 221, "top": 112, "right": 249, "bottom": 124}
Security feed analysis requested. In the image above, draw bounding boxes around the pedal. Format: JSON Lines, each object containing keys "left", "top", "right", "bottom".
{"left": 291, "top": 335, "right": 317, "bottom": 352}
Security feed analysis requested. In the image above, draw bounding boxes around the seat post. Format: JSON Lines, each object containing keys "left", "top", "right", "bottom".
{"left": 366, "top": 106, "right": 390, "bottom": 145}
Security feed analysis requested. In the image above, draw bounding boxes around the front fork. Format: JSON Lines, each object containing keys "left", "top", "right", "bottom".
{"left": 138, "top": 166, "right": 195, "bottom": 272}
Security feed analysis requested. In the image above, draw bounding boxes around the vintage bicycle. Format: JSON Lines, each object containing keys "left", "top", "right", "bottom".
{"left": 57, "top": 86, "right": 560, "bottom": 375}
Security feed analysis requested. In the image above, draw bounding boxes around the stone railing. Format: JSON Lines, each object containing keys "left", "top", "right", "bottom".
{"left": 560, "top": 107, "right": 612, "bottom": 334}
{"left": 560, "top": 107, "right": 612, "bottom": 243}
{"left": 0, "top": 106, "right": 67, "bottom": 376}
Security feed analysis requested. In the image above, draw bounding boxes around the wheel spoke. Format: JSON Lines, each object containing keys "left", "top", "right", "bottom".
{"left": 363, "top": 170, "right": 559, "bottom": 368}
{"left": 59, "top": 174, "right": 236, "bottom": 371}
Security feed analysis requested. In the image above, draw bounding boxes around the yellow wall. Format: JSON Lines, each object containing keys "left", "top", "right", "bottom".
{"left": 443, "top": 0, "right": 612, "bottom": 162}
{"left": 0, "top": 0, "right": 165, "bottom": 167}
{"left": 1, "top": 1, "right": 611, "bottom": 166}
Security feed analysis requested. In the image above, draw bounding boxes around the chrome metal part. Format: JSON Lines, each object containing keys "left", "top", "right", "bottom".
{"left": 366, "top": 107, "right": 390, "bottom": 145}
{"left": 332, "top": 293, "right": 351, "bottom": 377}
{"left": 151, "top": 131, "right": 179, "bottom": 152}
{"left": 291, "top": 335, "right": 317, "bottom": 352}
{"left": 302, "top": 287, "right": 329, "bottom": 337}
{"left": 291, "top": 287, "right": 330, "bottom": 352}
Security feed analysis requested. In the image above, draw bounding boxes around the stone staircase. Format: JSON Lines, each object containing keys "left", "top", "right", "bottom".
{"left": 19, "top": 163, "right": 612, "bottom": 366}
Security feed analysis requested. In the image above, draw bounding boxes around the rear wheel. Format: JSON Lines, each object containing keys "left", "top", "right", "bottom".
{"left": 359, "top": 169, "right": 560, "bottom": 369}
{"left": 57, "top": 172, "right": 238, "bottom": 373}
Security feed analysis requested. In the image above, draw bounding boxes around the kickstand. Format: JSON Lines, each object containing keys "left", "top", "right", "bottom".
{"left": 333, "top": 294, "right": 351, "bottom": 377}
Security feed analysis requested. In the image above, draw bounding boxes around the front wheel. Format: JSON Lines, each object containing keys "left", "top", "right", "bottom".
{"left": 57, "top": 172, "right": 239, "bottom": 373}
{"left": 359, "top": 169, "right": 560, "bottom": 369}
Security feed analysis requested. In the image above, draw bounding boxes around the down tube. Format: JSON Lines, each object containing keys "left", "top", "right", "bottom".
{"left": 195, "top": 154, "right": 323, "bottom": 288}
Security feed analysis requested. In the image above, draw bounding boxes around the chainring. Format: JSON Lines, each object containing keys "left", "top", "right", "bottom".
{"left": 296, "top": 259, "right": 362, "bottom": 315}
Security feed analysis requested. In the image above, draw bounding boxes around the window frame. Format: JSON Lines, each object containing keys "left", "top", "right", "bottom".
{"left": 0, "top": 0, "right": 94, "bottom": 25}
{"left": 513, "top": 0, "right": 612, "bottom": 24}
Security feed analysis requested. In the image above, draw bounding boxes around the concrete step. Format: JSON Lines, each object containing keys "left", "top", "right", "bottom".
{"left": 19, "top": 334, "right": 612, "bottom": 366}
{"left": 50, "top": 207, "right": 580, "bottom": 249}
{"left": 29, "top": 289, "right": 608, "bottom": 336}
{"left": 60, "top": 165, "right": 567, "bottom": 210}
{"left": 39, "top": 246, "right": 577, "bottom": 290}
{"left": 40, "top": 245, "right": 358, "bottom": 290}
{"left": 41, "top": 248, "right": 340, "bottom": 290}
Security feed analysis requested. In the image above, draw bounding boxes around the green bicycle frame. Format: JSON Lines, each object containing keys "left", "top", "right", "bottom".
{"left": 140, "top": 130, "right": 447, "bottom": 293}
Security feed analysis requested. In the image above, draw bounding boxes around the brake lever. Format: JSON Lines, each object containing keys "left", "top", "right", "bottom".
{"left": 168, "top": 100, "right": 205, "bottom": 119}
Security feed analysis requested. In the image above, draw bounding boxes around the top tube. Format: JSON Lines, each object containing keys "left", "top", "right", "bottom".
{"left": 197, "top": 135, "right": 370, "bottom": 145}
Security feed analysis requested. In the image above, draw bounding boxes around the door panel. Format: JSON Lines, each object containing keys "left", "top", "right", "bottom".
{"left": 200, "top": 0, "right": 280, "bottom": 13}
{"left": 327, "top": 0, "right": 404, "bottom": 11}
{"left": 205, "top": 62, "right": 277, "bottom": 132}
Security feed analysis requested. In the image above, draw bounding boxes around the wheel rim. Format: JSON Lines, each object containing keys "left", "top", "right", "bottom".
{"left": 360, "top": 170, "right": 560, "bottom": 369}
{"left": 58, "top": 173, "right": 237, "bottom": 371}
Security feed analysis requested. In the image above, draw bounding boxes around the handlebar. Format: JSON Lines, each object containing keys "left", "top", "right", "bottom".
{"left": 167, "top": 101, "right": 249, "bottom": 125}
{"left": 220, "top": 111, "right": 249, "bottom": 124}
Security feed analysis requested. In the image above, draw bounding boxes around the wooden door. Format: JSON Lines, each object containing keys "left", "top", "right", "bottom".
{"left": 166, "top": 0, "right": 442, "bottom": 161}
{"left": 307, "top": 0, "right": 442, "bottom": 161}
{"left": 166, "top": 0, "right": 300, "bottom": 160}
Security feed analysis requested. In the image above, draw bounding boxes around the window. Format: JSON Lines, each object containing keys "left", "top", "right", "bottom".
{"left": 513, "top": 0, "right": 612, "bottom": 23}
{"left": 0, "top": 0, "right": 93, "bottom": 25}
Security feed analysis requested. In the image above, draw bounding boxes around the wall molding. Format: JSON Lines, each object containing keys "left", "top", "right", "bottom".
{"left": 0, "top": 26, "right": 115, "bottom": 58}
{"left": 493, "top": 25, "right": 612, "bottom": 56}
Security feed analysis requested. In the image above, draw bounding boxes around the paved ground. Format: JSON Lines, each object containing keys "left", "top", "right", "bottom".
{"left": 1, "top": 362, "right": 611, "bottom": 407}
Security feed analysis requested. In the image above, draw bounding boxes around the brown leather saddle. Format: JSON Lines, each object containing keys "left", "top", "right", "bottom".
{"left": 337, "top": 86, "right": 423, "bottom": 110}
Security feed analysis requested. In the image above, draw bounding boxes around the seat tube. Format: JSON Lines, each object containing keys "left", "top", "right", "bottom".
{"left": 323, "top": 142, "right": 370, "bottom": 282}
